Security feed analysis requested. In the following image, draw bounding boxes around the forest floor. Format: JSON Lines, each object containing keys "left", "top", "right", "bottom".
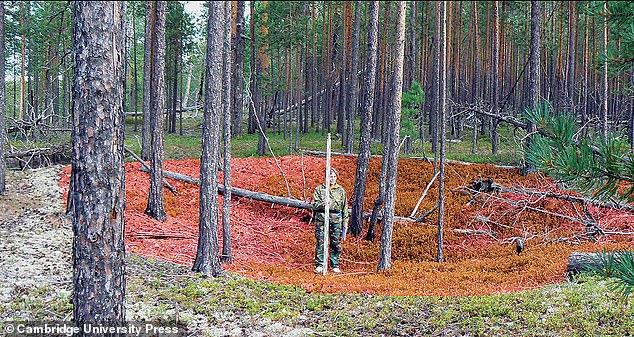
{"left": 2, "top": 160, "right": 634, "bottom": 336}
{"left": 0, "top": 166, "right": 314, "bottom": 336}
{"left": 59, "top": 155, "right": 634, "bottom": 296}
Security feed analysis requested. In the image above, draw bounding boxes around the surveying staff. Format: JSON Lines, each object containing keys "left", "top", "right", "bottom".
{"left": 312, "top": 168, "right": 349, "bottom": 274}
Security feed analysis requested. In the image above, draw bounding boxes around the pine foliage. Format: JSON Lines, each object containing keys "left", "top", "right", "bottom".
{"left": 525, "top": 103, "right": 634, "bottom": 202}
{"left": 586, "top": 250, "right": 634, "bottom": 300}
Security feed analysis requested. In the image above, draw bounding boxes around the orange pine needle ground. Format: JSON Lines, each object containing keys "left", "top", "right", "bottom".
{"left": 59, "top": 156, "right": 634, "bottom": 296}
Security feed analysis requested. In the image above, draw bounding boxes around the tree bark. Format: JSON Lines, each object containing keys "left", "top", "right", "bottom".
{"left": 436, "top": 0, "right": 447, "bottom": 263}
{"left": 145, "top": 1, "right": 167, "bottom": 222}
{"left": 566, "top": 1, "right": 576, "bottom": 111}
{"left": 71, "top": 1, "right": 126, "bottom": 330}
{"left": 581, "top": 7, "right": 589, "bottom": 138}
{"left": 19, "top": 2, "right": 26, "bottom": 121}
{"left": 524, "top": 0, "right": 541, "bottom": 175}
{"left": 565, "top": 251, "right": 633, "bottom": 278}
{"left": 377, "top": 1, "right": 406, "bottom": 271}
{"left": 344, "top": 1, "right": 361, "bottom": 154}
{"left": 350, "top": 1, "right": 379, "bottom": 237}
{"left": 132, "top": 7, "right": 140, "bottom": 132}
{"left": 256, "top": 1, "right": 270, "bottom": 156}
{"left": 231, "top": 1, "right": 245, "bottom": 137}
{"left": 430, "top": 1, "right": 440, "bottom": 155}
{"left": 471, "top": 1, "right": 481, "bottom": 155}
{"left": 490, "top": 1, "right": 500, "bottom": 155}
{"left": 405, "top": 1, "right": 418, "bottom": 91}
{"left": 248, "top": 0, "right": 256, "bottom": 134}
{"left": 221, "top": 1, "right": 233, "bottom": 265}
{"left": 193, "top": 1, "right": 224, "bottom": 278}
{"left": 141, "top": 1, "right": 153, "bottom": 160}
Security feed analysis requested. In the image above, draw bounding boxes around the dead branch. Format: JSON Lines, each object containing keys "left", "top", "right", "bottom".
{"left": 6, "top": 144, "right": 72, "bottom": 169}
{"left": 453, "top": 228, "right": 496, "bottom": 236}
{"left": 410, "top": 171, "right": 439, "bottom": 218}
{"left": 468, "top": 185, "right": 598, "bottom": 228}
{"left": 417, "top": 202, "right": 439, "bottom": 222}
{"left": 495, "top": 182, "right": 634, "bottom": 212}
{"left": 124, "top": 146, "right": 178, "bottom": 195}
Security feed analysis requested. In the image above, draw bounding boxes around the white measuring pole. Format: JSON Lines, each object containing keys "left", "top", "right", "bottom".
{"left": 323, "top": 133, "right": 331, "bottom": 275}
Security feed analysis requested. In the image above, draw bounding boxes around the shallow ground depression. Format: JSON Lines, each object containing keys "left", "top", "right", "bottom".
{"left": 59, "top": 156, "right": 634, "bottom": 296}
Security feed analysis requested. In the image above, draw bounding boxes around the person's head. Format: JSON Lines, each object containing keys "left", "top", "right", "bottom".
{"left": 329, "top": 168, "right": 338, "bottom": 186}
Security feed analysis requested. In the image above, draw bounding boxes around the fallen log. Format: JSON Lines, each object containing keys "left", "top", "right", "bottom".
{"left": 565, "top": 251, "right": 633, "bottom": 278}
{"left": 137, "top": 166, "right": 419, "bottom": 222}
{"left": 138, "top": 166, "right": 314, "bottom": 209}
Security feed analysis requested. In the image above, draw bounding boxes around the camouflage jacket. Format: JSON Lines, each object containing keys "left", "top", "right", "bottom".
{"left": 312, "top": 183, "right": 349, "bottom": 225}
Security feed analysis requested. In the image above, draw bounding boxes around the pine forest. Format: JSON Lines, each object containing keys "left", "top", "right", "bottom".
{"left": 0, "top": 1, "right": 633, "bottom": 336}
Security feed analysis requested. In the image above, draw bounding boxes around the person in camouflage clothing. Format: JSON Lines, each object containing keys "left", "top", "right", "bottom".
{"left": 312, "top": 168, "right": 349, "bottom": 274}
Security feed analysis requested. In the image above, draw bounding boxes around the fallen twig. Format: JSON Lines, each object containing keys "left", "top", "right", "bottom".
{"left": 124, "top": 146, "right": 178, "bottom": 195}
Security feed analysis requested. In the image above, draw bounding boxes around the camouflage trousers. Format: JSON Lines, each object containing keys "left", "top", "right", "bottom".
{"left": 314, "top": 214, "right": 343, "bottom": 269}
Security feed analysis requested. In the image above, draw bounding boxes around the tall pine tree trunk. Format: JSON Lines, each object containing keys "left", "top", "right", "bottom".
{"left": 141, "top": 1, "right": 153, "bottom": 160}
{"left": 248, "top": 0, "right": 256, "bottom": 134}
{"left": 344, "top": 1, "right": 361, "bottom": 154}
{"left": 405, "top": 1, "right": 418, "bottom": 91}
{"left": 582, "top": 8, "right": 589, "bottom": 137}
{"left": 471, "top": 1, "right": 481, "bottom": 154}
{"left": 232, "top": 1, "right": 245, "bottom": 137}
{"left": 377, "top": 1, "right": 406, "bottom": 271}
{"left": 437, "top": 0, "right": 447, "bottom": 263}
{"left": 524, "top": 0, "right": 541, "bottom": 175}
{"left": 71, "top": 1, "right": 126, "bottom": 330}
{"left": 490, "top": 1, "right": 500, "bottom": 155}
{"left": 145, "top": 1, "right": 167, "bottom": 222}
{"left": 19, "top": 2, "right": 26, "bottom": 121}
{"left": 350, "top": 0, "right": 379, "bottom": 237}
{"left": 221, "top": 1, "right": 233, "bottom": 264}
{"left": 132, "top": 9, "right": 139, "bottom": 132}
{"left": 256, "top": 1, "right": 269, "bottom": 156}
{"left": 193, "top": 1, "right": 225, "bottom": 277}
{"left": 430, "top": 1, "right": 440, "bottom": 156}
{"left": 566, "top": 1, "right": 576, "bottom": 113}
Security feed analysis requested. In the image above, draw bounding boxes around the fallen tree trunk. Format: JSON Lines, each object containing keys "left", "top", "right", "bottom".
{"left": 565, "top": 251, "right": 633, "bottom": 278}
{"left": 137, "top": 166, "right": 419, "bottom": 223}
{"left": 138, "top": 166, "right": 314, "bottom": 209}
